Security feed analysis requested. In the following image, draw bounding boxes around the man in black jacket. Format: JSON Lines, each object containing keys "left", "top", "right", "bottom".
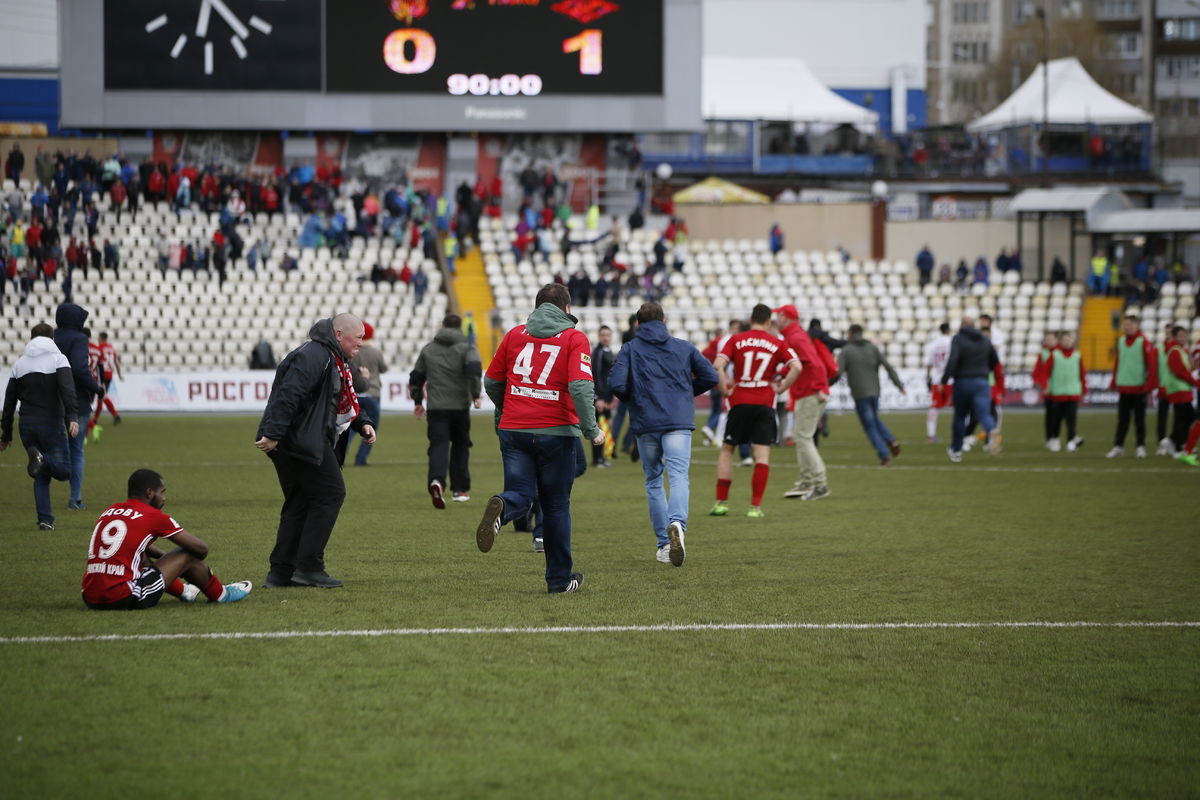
{"left": 54, "top": 303, "right": 105, "bottom": 510}
{"left": 941, "top": 315, "right": 1001, "bottom": 462}
{"left": 2, "top": 323, "right": 79, "bottom": 530}
{"left": 591, "top": 325, "right": 616, "bottom": 467}
{"left": 255, "top": 314, "right": 377, "bottom": 589}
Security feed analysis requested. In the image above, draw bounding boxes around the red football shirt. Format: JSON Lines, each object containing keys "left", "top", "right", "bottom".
{"left": 99, "top": 341, "right": 118, "bottom": 376}
{"left": 719, "top": 330, "right": 799, "bottom": 407}
{"left": 487, "top": 323, "right": 593, "bottom": 429}
{"left": 87, "top": 341, "right": 102, "bottom": 381}
{"left": 81, "top": 499, "right": 184, "bottom": 604}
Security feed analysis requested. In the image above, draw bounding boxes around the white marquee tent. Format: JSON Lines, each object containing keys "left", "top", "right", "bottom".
{"left": 702, "top": 57, "right": 879, "bottom": 129}
{"left": 967, "top": 57, "right": 1152, "bottom": 132}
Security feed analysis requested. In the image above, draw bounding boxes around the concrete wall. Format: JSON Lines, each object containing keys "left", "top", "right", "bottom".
{"left": 679, "top": 203, "right": 873, "bottom": 255}
{"left": 681, "top": 201, "right": 1088, "bottom": 280}
{"left": 0, "top": 136, "right": 122, "bottom": 169}
{"left": 886, "top": 217, "right": 1082, "bottom": 280}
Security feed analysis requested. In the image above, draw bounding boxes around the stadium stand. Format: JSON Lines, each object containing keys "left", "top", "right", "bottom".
{"left": 1, "top": 176, "right": 445, "bottom": 372}
{"left": 479, "top": 214, "right": 1099, "bottom": 372}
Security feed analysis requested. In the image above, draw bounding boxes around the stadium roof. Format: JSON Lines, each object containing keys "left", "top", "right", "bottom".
{"left": 1011, "top": 187, "right": 1200, "bottom": 234}
{"left": 967, "top": 57, "right": 1152, "bottom": 132}
{"left": 1088, "top": 208, "right": 1200, "bottom": 234}
{"left": 701, "top": 58, "right": 879, "bottom": 128}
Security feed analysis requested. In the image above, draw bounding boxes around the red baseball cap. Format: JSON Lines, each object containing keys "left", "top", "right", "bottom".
{"left": 772, "top": 304, "right": 799, "bottom": 320}
{"left": 362, "top": 322, "right": 374, "bottom": 340}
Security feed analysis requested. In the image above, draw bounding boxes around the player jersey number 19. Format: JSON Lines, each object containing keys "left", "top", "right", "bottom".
{"left": 513, "top": 343, "right": 561, "bottom": 385}
{"left": 88, "top": 520, "right": 128, "bottom": 560}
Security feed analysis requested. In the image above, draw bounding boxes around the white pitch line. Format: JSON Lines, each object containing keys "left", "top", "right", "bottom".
{"left": 2, "top": 621, "right": 1197, "bottom": 645}
{"left": 144, "top": 14, "right": 167, "bottom": 33}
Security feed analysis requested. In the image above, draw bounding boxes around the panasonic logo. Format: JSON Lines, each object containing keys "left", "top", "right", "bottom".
{"left": 465, "top": 106, "right": 528, "bottom": 121}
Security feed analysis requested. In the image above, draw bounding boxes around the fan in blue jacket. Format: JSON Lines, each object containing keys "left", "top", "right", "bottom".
{"left": 609, "top": 303, "right": 718, "bottom": 567}
{"left": 54, "top": 302, "right": 105, "bottom": 510}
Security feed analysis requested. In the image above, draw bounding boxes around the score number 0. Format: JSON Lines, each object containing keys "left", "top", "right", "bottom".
{"left": 383, "top": 28, "right": 604, "bottom": 77}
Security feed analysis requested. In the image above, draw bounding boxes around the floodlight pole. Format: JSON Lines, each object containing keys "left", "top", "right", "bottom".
{"left": 1038, "top": 7, "right": 1049, "bottom": 179}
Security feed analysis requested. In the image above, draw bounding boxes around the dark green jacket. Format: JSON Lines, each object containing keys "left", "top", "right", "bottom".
{"left": 836, "top": 338, "right": 904, "bottom": 399}
{"left": 410, "top": 327, "right": 482, "bottom": 410}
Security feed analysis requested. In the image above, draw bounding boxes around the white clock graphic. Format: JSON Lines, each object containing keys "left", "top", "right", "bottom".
{"left": 143, "top": 0, "right": 279, "bottom": 75}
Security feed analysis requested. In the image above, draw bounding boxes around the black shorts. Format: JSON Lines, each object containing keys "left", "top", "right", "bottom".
{"left": 84, "top": 566, "right": 166, "bottom": 611}
{"left": 724, "top": 404, "right": 777, "bottom": 447}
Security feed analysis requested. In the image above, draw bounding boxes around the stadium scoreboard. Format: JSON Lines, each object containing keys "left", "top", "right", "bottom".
{"left": 63, "top": 0, "right": 700, "bottom": 131}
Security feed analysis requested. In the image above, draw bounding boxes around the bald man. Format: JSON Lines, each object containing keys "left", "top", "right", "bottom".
{"left": 255, "top": 314, "right": 377, "bottom": 588}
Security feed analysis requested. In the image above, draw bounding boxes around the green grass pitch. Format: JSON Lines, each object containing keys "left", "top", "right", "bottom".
{"left": 1, "top": 410, "right": 1197, "bottom": 798}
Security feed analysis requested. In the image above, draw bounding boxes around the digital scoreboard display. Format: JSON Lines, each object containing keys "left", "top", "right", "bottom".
{"left": 103, "top": 0, "right": 663, "bottom": 96}
{"left": 326, "top": 0, "right": 663, "bottom": 95}
{"left": 72, "top": 0, "right": 695, "bottom": 131}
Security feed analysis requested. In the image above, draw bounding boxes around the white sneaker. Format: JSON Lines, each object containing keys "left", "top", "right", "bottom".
{"left": 1135, "top": 445, "right": 1147, "bottom": 458}
{"left": 962, "top": 438, "right": 975, "bottom": 452}
{"left": 666, "top": 521, "right": 685, "bottom": 567}
{"left": 452, "top": 492, "right": 470, "bottom": 503}
{"left": 179, "top": 583, "right": 201, "bottom": 603}
{"left": 740, "top": 456, "right": 755, "bottom": 466}
{"left": 701, "top": 427, "right": 717, "bottom": 446}
{"left": 1105, "top": 447, "right": 1124, "bottom": 458}
{"left": 947, "top": 448, "right": 963, "bottom": 463}
{"left": 1046, "top": 438, "right": 1061, "bottom": 452}
{"left": 1156, "top": 437, "right": 1176, "bottom": 456}
{"left": 784, "top": 482, "right": 812, "bottom": 499}
{"left": 656, "top": 545, "right": 671, "bottom": 563}
{"left": 1067, "top": 437, "right": 1084, "bottom": 452}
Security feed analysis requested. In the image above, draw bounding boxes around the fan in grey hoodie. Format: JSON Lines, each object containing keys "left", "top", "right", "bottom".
{"left": 2, "top": 323, "right": 80, "bottom": 529}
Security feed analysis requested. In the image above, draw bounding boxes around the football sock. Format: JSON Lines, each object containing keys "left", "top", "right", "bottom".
{"left": 750, "top": 463, "right": 769, "bottom": 507}
{"left": 202, "top": 572, "right": 225, "bottom": 603}
{"left": 165, "top": 579, "right": 185, "bottom": 597}
{"left": 104, "top": 398, "right": 118, "bottom": 417}
{"left": 926, "top": 408, "right": 937, "bottom": 438}
{"left": 1186, "top": 421, "right": 1200, "bottom": 455}
{"left": 716, "top": 478, "right": 732, "bottom": 502}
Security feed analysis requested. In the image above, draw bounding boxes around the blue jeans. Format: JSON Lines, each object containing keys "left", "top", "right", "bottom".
{"left": 68, "top": 411, "right": 89, "bottom": 505}
{"left": 610, "top": 400, "right": 636, "bottom": 453}
{"left": 637, "top": 430, "right": 692, "bottom": 546}
{"left": 353, "top": 395, "right": 381, "bottom": 465}
{"left": 1087, "top": 274, "right": 1108, "bottom": 295}
{"left": 705, "top": 388, "right": 721, "bottom": 431}
{"left": 530, "top": 438, "right": 587, "bottom": 540}
{"left": 951, "top": 378, "right": 996, "bottom": 452}
{"left": 19, "top": 417, "right": 72, "bottom": 525}
{"left": 497, "top": 430, "right": 580, "bottom": 590}
{"left": 853, "top": 396, "right": 895, "bottom": 461}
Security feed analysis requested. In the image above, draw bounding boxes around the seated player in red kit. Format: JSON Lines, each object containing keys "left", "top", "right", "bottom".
{"left": 81, "top": 468, "right": 252, "bottom": 610}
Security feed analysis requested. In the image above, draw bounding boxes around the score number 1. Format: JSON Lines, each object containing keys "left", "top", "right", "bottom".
{"left": 384, "top": 28, "right": 604, "bottom": 77}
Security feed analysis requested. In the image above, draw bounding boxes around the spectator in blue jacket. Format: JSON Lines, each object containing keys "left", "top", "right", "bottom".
{"left": 609, "top": 302, "right": 718, "bottom": 567}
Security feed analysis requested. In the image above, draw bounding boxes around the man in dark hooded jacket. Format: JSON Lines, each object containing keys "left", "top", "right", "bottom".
{"left": 609, "top": 302, "right": 717, "bottom": 567}
{"left": 255, "top": 314, "right": 377, "bottom": 589}
{"left": 941, "top": 315, "right": 1001, "bottom": 461}
{"left": 54, "top": 302, "right": 105, "bottom": 510}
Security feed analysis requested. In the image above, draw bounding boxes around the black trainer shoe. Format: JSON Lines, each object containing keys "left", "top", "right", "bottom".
{"left": 548, "top": 572, "right": 584, "bottom": 593}
{"left": 264, "top": 573, "right": 299, "bottom": 588}
{"left": 291, "top": 570, "right": 343, "bottom": 588}
{"left": 26, "top": 446, "right": 44, "bottom": 478}
{"left": 37, "top": 521, "right": 54, "bottom": 531}
{"left": 533, "top": 536, "right": 544, "bottom": 553}
{"left": 477, "top": 496, "right": 504, "bottom": 553}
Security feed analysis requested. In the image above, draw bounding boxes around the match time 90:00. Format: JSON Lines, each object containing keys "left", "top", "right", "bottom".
{"left": 447, "top": 73, "right": 544, "bottom": 97}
